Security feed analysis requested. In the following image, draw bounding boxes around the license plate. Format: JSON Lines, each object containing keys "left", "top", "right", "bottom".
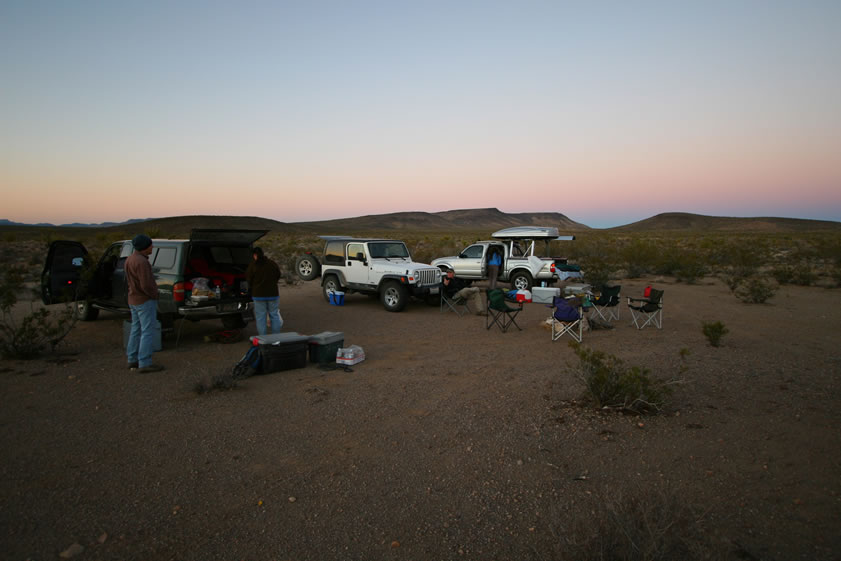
{"left": 429, "top": 286, "right": 439, "bottom": 294}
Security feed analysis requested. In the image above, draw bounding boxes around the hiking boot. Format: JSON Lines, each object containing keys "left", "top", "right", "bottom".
{"left": 128, "top": 362, "right": 139, "bottom": 370}
{"left": 137, "top": 363, "right": 165, "bottom": 373}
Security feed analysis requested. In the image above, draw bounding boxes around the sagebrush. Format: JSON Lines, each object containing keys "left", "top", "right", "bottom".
{"left": 570, "top": 342, "right": 672, "bottom": 415}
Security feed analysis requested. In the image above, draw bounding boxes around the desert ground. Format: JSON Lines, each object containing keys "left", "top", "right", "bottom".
{"left": 1, "top": 277, "right": 840, "bottom": 560}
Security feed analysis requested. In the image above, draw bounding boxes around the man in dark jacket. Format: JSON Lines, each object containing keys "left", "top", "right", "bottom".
{"left": 246, "top": 247, "right": 283, "bottom": 335}
{"left": 125, "top": 234, "right": 164, "bottom": 372}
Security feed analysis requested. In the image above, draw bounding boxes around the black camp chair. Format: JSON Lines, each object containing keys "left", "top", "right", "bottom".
{"left": 627, "top": 287, "right": 664, "bottom": 329}
{"left": 486, "top": 288, "right": 522, "bottom": 332}
{"left": 590, "top": 285, "right": 621, "bottom": 322}
{"left": 440, "top": 284, "right": 469, "bottom": 316}
{"left": 549, "top": 296, "right": 583, "bottom": 342}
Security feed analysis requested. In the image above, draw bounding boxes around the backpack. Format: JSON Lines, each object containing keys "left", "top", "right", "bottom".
{"left": 232, "top": 344, "right": 261, "bottom": 379}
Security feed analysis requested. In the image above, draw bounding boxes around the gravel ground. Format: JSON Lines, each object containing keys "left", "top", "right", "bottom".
{"left": 1, "top": 278, "right": 840, "bottom": 560}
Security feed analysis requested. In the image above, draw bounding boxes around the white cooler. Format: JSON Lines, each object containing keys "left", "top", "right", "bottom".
{"left": 532, "top": 286, "right": 561, "bottom": 304}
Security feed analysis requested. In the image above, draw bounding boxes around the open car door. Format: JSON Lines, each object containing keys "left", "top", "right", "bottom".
{"left": 41, "top": 241, "right": 88, "bottom": 304}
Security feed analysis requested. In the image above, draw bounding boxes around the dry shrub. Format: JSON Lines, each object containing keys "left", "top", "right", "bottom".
{"left": 569, "top": 342, "right": 671, "bottom": 415}
{"left": 733, "top": 277, "right": 777, "bottom": 304}
{"left": 561, "top": 487, "right": 727, "bottom": 561}
{"left": 0, "top": 267, "right": 77, "bottom": 359}
{"left": 701, "top": 321, "right": 729, "bottom": 347}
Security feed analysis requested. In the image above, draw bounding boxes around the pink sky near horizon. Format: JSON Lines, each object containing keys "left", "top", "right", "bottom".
{"left": 2, "top": 1, "right": 840, "bottom": 228}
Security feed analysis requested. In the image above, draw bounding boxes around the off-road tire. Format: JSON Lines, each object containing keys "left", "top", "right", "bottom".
{"left": 381, "top": 281, "right": 408, "bottom": 312}
{"left": 322, "top": 275, "right": 342, "bottom": 303}
{"left": 510, "top": 271, "right": 533, "bottom": 291}
{"left": 296, "top": 255, "right": 321, "bottom": 281}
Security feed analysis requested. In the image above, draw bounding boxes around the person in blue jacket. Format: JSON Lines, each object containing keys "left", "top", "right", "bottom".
{"left": 487, "top": 247, "right": 502, "bottom": 290}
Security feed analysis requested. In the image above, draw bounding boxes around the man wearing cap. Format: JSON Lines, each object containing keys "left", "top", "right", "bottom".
{"left": 125, "top": 234, "right": 164, "bottom": 372}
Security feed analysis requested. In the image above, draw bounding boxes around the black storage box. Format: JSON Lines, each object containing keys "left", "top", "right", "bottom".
{"left": 307, "top": 331, "right": 345, "bottom": 364}
{"left": 254, "top": 333, "right": 309, "bottom": 374}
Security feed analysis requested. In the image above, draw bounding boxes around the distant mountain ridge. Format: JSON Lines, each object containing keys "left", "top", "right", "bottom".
{"left": 2, "top": 210, "right": 839, "bottom": 233}
{"left": 609, "top": 212, "right": 841, "bottom": 232}
{"left": 0, "top": 218, "right": 151, "bottom": 228}
{"left": 292, "top": 208, "right": 588, "bottom": 232}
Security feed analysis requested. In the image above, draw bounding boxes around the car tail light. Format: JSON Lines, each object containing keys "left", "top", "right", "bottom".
{"left": 550, "top": 263, "right": 556, "bottom": 273}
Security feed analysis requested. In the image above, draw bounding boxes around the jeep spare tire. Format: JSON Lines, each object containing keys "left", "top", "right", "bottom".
{"left": 296, "top": 254, "right": 321, "bottom": 281}
{"left": 381, "top": 280, "right": 408, "bottom": 312}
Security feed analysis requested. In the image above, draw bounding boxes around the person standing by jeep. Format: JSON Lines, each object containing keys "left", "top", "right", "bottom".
{"left": 125, "top": 234, "right": 164, "bottom": 373}
{"left": 246, "top": 247, "right": 283, "bottom": 335}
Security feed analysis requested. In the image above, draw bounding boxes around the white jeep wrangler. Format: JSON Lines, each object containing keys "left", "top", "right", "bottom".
{"left": 296, "top": 237, "right": 442, "bottom": 312}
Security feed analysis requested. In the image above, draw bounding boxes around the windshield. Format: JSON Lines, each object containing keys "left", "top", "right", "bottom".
{"left": 368, "top": 242, "right": 410, "bottom": 259}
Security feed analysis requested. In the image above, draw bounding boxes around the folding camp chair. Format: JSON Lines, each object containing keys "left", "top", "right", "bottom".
{"left": 549, "top": 296, "right": 583, "bottom": 342}
{"left": 627, "top": 287, "right": 663, "bottom": 329}
{"left": 486, "top": 288, "right": 522, "bottom": 332}
{"left": 440, "top": 287, "right": 469, "bottom": 316}
{"left": 590, "top": 285, "right": 621, "bottom": 322}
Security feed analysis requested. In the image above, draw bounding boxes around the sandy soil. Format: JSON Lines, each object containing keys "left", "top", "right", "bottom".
{"left": 1, "top": 278, "right": 840, "bottom": 560}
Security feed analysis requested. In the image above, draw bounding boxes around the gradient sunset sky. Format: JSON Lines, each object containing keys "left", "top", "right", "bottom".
{"left": 2, "top": 0, "right": 840, "bottom": 228}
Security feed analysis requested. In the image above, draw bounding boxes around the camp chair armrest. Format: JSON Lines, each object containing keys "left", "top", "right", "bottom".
{"left": 627, "top": 297, "right": 649, "bottom": 303}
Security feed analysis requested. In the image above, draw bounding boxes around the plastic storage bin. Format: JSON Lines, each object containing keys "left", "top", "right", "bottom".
{"left": 308, "top": 331, "right": 345, "bottom": 364}
{"left": 252, "top": 332, "right": 309, "bottom": 373}
{"left": 328, "top": 291, "right": 345, "bottom": 306}
{"left": 123, "top": 320, "right": 162, "bottom": 352}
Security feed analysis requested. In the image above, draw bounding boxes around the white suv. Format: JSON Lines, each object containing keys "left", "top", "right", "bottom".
{"left": 297, "top": 237, "right": 441, "bottom": 312}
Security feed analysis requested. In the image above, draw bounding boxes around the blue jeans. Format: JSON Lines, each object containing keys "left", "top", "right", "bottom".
{"left": 253, "top": 297, "right": 282, "bottom": 335}
{"left": 127, "top": 299, "right": 158, "bottom": 367}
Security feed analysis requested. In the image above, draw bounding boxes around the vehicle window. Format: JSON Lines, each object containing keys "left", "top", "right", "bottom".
{"left": 53, "top": 245, "right": 84, "bottom": 269}
{"left": 369, "top": 242, "right": 409, "bottom": 259}
{"left": 512, "top": 242, "right": 524, "bottom": 257}
{"left": 461, "top": 245, "right": 484, "bottom": 259}
{"left": 230, "top": 247, "right": 251, "bottom": 266}
{"left": 153, "top": 247, "right": 177, "bottom": 269}
{"left": 324, "top": 241, "right": 345, "bottom": 264}
{"left": 210, "top": 246, "right": 234, "bottom": 264}
{"left": 120, "top": 243, "right": 133, "bottom": 258}
{"left": 346, "top": 243, "right": 366, "bottom": 261}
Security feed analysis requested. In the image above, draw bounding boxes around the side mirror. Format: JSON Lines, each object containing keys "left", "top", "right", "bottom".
{"left": 356, "top": 252, "right": 367, "bottom": 264}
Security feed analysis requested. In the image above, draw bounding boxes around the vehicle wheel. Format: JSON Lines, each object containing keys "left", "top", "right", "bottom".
{"left": 74, "top": 299, "right": 99, "bottom": 321}
{"left": 222, "top": 314, "right": 247, "bottom": 329}
{"left": 510, "top": 271, "right": 533, "bottom": 291}
{"left": 380, "top": 281, "right": 408, "bottom": 312}
{"left": 322, "top": 275, "right": 342, "bottom": 302}
{"left": 296, "top": 255, "right": 321, "bottom": 281}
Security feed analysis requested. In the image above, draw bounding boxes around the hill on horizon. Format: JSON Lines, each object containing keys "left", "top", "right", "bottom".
{"left": 609, "top": 212, "right": 841, "bottom": 233}
{"left": 291, "top": 208, "right": 588, "bottom": 233}
{"left": 2, "top": 210, "right": 839, "bottom": 236}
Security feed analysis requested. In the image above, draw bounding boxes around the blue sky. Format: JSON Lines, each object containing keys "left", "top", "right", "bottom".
{"left": 1, "top": 0, "right": 840, "bottom": 228}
